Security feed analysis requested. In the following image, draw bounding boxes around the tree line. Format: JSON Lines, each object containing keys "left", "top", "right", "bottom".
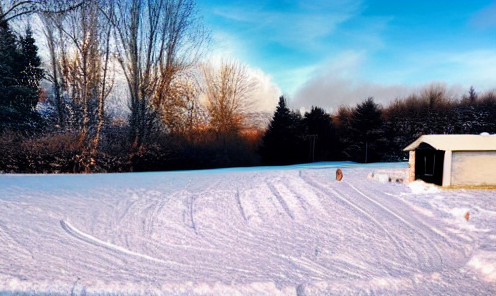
{"left": 1, "top": 0, "right": 264, "bottom": 173}
{"left": 260, "top": 86, "right": 496, "bottom": 165}
{"left": 0, "top": 1, "right": 495, "bottom": 173}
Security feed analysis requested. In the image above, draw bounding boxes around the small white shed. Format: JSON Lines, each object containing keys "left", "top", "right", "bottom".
{"left": 404, "top": 134, "right": 496, "bottom": 187}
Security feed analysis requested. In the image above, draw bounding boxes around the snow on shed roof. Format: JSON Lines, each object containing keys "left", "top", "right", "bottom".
{"left": 403, "top": 134, "right": 496, "bottom": 151}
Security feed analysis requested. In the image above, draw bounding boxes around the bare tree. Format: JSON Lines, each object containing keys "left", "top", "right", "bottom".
{"left": 40, "top": 0, "right": 114, "bottom": 156}
{"left": 40, "top": 12, "right": 65, "bottom": 127}
{"left": 201, "top": 59, "right": 257, "bottom": 136}
{"left": 110, "top": 0, "right": 208, "bottom": 148}
{"left": 0, "top": 0, "right": 82, "bottom": 26}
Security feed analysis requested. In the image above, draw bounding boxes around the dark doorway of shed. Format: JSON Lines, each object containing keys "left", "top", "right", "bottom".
{"left": 415, "top": 148, "right": 445, "bottom": 186}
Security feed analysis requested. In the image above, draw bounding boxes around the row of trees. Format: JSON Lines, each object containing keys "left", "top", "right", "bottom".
{"left": 260, "top": 86, "right": 496, "bottom": 165}
{"left": 1, "top": 0, "right": 268, "bottom": 173}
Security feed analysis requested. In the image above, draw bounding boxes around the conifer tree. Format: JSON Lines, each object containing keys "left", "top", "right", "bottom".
{"left": 260, "top": 96, "right": 305, "bottom": 165}
{"left": 0, "top": 21, "right": 22, "bottom": 131}
{"left": 18, "top": 26, "right": 43, "bottom": 112}
{"left": 0, "top": 23, "right": 44, "bottom": 132}
{"left": 302, "top": 106, "right": 334, "bottom": 161}
{"left": 345, "top": 97, "right": 385, "bottom": 163}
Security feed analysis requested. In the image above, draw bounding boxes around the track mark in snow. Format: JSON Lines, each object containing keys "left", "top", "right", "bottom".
{"left": 337, "top": 182, "right": 442, "bottom": 269}
{"left": 0, "top": 221, "right": 34, "bottom": 259}
{"left": 286, "top": 255, "right": 332, "bottom": 277}
{"left": 299, "top": 174, "right": 424, "bottom": 271}
{"left": 350, "top": 182, "right": 461, "bottom": 248}
{"left": 266, "top": 180, "right": 295, "bottom": 220}
{"left": 60, "top": 219, "right": 183, "bottom": 267}
{"left": 347, "top": 183, "right": 417, "bottom": 231}
{"left": 302, "top": 175, "right": 392, "bottom": 237}
{"left": 347, "top": 181, "right": 467, "bottom": 265}
{"left": 182, "top": 194, "right": 198, "bottom": 234}
{"left": 235, "top": 190, "right": 247, "bottom": 222}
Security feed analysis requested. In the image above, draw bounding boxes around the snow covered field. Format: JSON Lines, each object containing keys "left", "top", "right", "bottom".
{"left": 1, "top": 162, "right": 495, "bottom": 295}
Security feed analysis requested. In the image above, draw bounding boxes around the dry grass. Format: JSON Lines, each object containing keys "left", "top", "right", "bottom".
{"left": 446, "top": 185, "right": 496, "bottom": 190}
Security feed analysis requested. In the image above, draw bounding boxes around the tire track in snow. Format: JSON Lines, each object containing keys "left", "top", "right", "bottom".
{"left": 235, "top": 190, "right": 248, "bottom": 222}
{"left": 300, "top": 174, "right": 397, "bottom": 237}
{"left": 288, "top": 255, "right": 364, "bottom": 279}
{"left": 351, "top": 181, "right": 469, "bottom": 248}
{"left": 180, "top": 178, "right": 224, "bottom": 234}
{"left": 59, "top": 218, "right": 227, "bottom": 280}
{"left": 0, "top": 220, "right": 34, "bottom": 260}
{"left": 298, "top": 174, "right": 419, "bottom": 274}
{"left": 347, "top": 183, "right": 413, "bottom": 228}
{"left": 326, "top": 179, "right": 439, "bottom": 271}
{"left": 346, "top": 181, "right": 470, "bottom": 269}
{"left": 115, "top": 192, "right": 139, "bottom": 224}
{"left": 303, "top": 170, "right": 463, "bottom": 273}
{"left": 60, "top": 219, "right": 185, "bottom": 267}
{"left": 266, "top": 179, "right": 295, "bottom": 220}
{"left": 196, "top": 184, "right": 360, "bottom": 282}
{"left": 282, "top": 180, "right": 312, "bottom": 213}
{"left": 182, "top": 194, "right": 198, "bottom": 234}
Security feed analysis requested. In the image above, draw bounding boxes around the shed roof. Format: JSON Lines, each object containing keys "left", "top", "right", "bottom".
{"left": 403, "top": 134, "right": 496, "bottom": 151}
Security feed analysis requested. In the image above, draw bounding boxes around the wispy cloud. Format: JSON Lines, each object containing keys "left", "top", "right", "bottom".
{"left": 292, "top": 50, "right": 416, "bottom": 111}
{"left": 211, "top": 0, "right": 363, "bottom": 49}
{"left": 291, "top": 49, "right": 494, "bottom": 112}
{"left": 391, "top": 49, "right": 496, "bottom": 90}
{"left": 247, "top": 67, "right": 282, "bottom": 112}
{"left": 470, "top": 1, "right": 496, "bottom": 29}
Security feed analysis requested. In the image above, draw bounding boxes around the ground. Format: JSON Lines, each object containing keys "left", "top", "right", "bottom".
{"left": 0, "top": 162, "right": 495, "bottom": 295}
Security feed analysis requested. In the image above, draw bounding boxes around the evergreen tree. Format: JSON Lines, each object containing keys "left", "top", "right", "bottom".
{"left": 302, "top": 106, "right": 335, "bottom": 161}
{"left": 0, "top": 24, "right": 44, "bottom": 133}
{"left": 468, "top": 86, "right": 478, "bottom": 103}
{"left": 260, "top": 96, "right": 305, "bottom": 165}
{"left": 477, "top": 92, "right": 496, "bottom": 134}
{"left": 345, "top": 97, "right": 385, "bottom": 163}
{"left": 19, "top": 27, "right": 43, "bottom": 111}
{"left": 0, "top": 22, "right": 20, "bottom": 107}
{"left": 333, "top": 106, "right": 353, "bottom": 160}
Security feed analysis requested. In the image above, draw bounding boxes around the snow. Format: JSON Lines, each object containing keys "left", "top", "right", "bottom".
{"left": 1, "top": 162, "right": 495, "bottom": 295}
{"left": 408, "top": 180, "right": 440, "bottom": 194}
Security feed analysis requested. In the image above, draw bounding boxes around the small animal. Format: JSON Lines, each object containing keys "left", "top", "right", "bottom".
{"left": 336, "top": 168, "right": 343, "bottom": 181}
{"left": 464, "top": 211, "right": 470, "bottom": 221}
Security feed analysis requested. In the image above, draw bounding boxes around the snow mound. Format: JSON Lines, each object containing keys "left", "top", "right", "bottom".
{"left": 368, "top": 168, "right": 409, "bottom": 184}
{"left": 409, "top": 180, "right": 440, "bottom": 194}
{"left": 468, "top": 251, "right": 496, "bottom": 282}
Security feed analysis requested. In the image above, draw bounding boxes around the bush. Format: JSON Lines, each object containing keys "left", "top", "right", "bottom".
{"left": 0, "top": 126, "right": 264, "bottom": 174}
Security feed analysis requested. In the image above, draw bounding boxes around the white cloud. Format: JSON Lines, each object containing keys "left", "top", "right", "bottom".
{"left": 247, "top": 68, "right": 282, "bottom": 112}
{"left": 293, "top": 76, "right": 413, "bottom": 113}
{"left": 274, "top": 64, "right": 319, "bottom": 96}
{"left": 211, "top": 0, "right": 363, "bottom": 50}
{"left": 208, "top": 31, "right": 247, "bottom": 63}
{"left": 290, "top": 50, "right": 480, "bottom": 113}
{"left": 403, "top": 49, "right": 496, "bottom": 91}
{"left": 293, "top": 76, "right": 470, "bottom": 114}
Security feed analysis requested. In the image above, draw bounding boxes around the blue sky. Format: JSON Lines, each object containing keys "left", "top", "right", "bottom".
{"left": 196, "top": 0, "right": 496, "bottom": 111}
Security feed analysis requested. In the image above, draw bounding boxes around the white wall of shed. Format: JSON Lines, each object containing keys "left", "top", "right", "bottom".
{"left": 442, "top": 150, "right": 452, "bottom": 187}
{"left": 451, "top": 151, "right": 496, "bottom": 186}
